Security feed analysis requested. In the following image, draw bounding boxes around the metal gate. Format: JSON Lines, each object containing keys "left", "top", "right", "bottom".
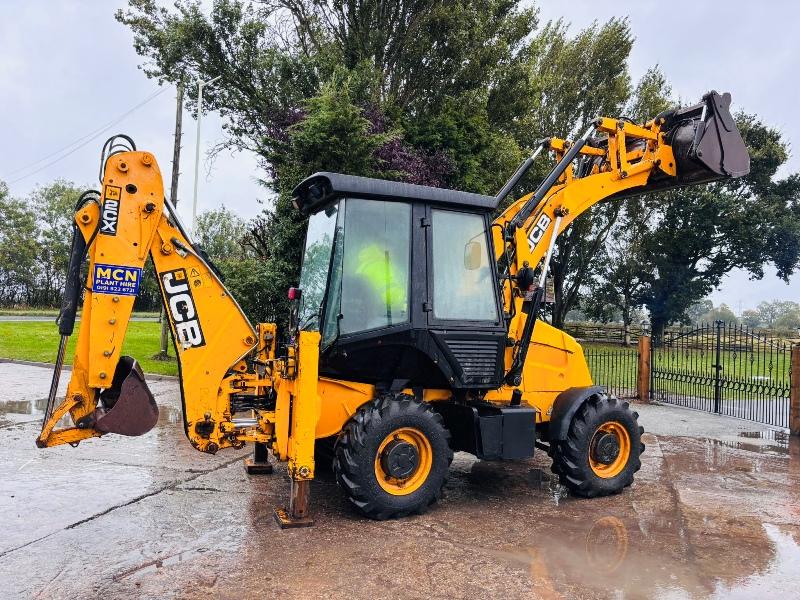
{"left": 650, "top": 321, "right": 793, "bottom": 428}
{"left": 584, "top": 344, "right": 639, "bottom": 399}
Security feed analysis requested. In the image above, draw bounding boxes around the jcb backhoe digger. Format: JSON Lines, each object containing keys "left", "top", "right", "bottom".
{"left": 37, "top": 91, "right": 749, "bottom": 526}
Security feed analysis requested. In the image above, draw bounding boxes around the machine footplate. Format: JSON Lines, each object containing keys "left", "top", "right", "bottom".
{"left": 273, "top": 507, "right": 314, "bottom": 529}
{"left": 244, "top": 458, "right": 274, "bottom": 475}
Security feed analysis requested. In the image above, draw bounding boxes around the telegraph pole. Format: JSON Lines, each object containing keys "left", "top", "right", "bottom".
{"left": 155, "top": 81, "right": 184, "bottom": 360}
{"left": 191, "top": 75, "right": 221, "bottom": 235}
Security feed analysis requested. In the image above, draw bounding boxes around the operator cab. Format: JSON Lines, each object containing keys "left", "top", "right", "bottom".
{"left": 292, "top": 173, "right": 505, "bottom": 390}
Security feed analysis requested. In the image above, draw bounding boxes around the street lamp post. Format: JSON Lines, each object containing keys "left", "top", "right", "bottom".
{"left": 191, "top": 74, "right": 221, "bottom": 236}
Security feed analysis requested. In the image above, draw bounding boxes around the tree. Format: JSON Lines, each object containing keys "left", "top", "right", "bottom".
{"left": 29, "top": 181, "right": 82, "bottom": 306}
{"left": 192, "top": 205, "right": 273, "bottom": 319}
{"left": 741, "top": 309, "right": 761, "bottom": 328}
{"left": 275, "top": 0, "right": 537, "bottom": 113}
{"left": 566, "top": 67, "right": 673, "bottom": 331}
{"left": 0, "top": 183, "right": 39, "bottom": 305}
{"left": 519, "top": 29, "right": 679, "bottom": 328}
{"left": 697, "top": 303, "right": 739, "bottom": 325}
{"left": 754, "top": 300, "right": 800, "bottom": 330}
{"left": 686, "top": 298, "right": 714, "bottom": 324}
{"left": 195, "top": 205, "right": 249, "bottom": 260}
{"left": 117, "top": 0, "right": 796, "bottom": 339}
{"left": 117, "top": 0, "right": 536, "bottom": 323}
{"left": 116, "top": 0, "right": 534, "bottom": 172}
{"left": 640, "top": 116, "right": 800, "bottom": 338}
{"left": 756, "top": 300, "right": 781, "bottom": 327}
{"left": 0, "top": 181, "right": 88, "bottom": 309}
{"left": 773, "top": 302, "right": 800, "bottom": 330}
{"left": 584, "top": 205, "right": 653, "bottom": 343}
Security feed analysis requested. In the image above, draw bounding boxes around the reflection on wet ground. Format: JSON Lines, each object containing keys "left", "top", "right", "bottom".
{"left": 1, "top": 363, "right": 799, "bottom": 599}
{"left": 708, "top": 435, "right": 797, "bottom": 456}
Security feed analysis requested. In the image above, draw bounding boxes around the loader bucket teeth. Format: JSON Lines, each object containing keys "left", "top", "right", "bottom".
{"left": 92, "top": 356, "right": 158, "bottom": 436}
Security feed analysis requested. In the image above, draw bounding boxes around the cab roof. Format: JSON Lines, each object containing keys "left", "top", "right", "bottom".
{"left": 291, "top": 172, "right": 498, "bottom": 216}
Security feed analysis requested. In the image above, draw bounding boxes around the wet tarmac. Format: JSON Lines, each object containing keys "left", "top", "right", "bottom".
{"left": 1, "top": 362, "right": 799, "bottom": 599}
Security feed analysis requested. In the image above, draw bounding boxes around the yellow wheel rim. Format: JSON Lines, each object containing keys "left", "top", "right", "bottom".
{"left": 374, "top": 427, "right": 433, "bottom": 496}
{"left": 589, "top": 421, "right": 631, "bottom": 478}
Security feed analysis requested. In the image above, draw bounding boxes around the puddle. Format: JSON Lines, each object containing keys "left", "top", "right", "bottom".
{"left": 739, "top": 429, "right": 790, "bottom": 443}
{"left": 0, "top": 394, "right": 182, "bottom": 424}
{"left": 696, "top": 430, "right": 796, "bottom": 455}
{"left": 490, "top": 513, "right": 800, "bottom": 599}
{"left": 112, "top": 544, "right": 221, "bottom": 582}
{"left": 711, "top": 524, "right": 800, "bottom": 598}
{"left": 0, "top": 397, "right": 48, "bottom": 417}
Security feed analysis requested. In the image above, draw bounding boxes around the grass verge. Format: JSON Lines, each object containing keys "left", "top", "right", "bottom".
{"left": 0, "top": 321, "right": 177, "bottom": 376}
{"left": 0, "top": 308, "right": 160, "bottom": 318}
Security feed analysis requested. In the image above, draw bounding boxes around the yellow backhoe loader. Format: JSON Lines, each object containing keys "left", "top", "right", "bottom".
{"left": 37, "top": 92, "right": 749, "bottom": 527}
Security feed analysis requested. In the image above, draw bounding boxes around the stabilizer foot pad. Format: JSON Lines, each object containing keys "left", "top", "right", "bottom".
{"left": 244, "top": 458, "right": 273, "bottom": 475}
{"left": 274, "top": 507, "right": 314, "bottom": 529}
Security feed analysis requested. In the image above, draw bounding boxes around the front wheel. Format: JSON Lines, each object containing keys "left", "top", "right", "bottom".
{"left": 550, "top": 394, "right": 644, "bottom": 498}
{"left": 333, "top": 393, "right": 453, "bottom": 520}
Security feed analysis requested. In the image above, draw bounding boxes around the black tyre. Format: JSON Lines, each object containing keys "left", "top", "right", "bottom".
{"left": 550, "top": 393, "right": 644, "bottom": 498}
{"left": 333, "top": 393, "right": 453, "bottom": 520}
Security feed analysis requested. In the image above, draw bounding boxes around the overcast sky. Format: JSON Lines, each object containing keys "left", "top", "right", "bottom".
{"left": 1, "top": 1, "right": 797, "bottom": 311}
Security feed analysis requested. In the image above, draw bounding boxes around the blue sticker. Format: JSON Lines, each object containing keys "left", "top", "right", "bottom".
{"left": 92, "top": 263, "right": 142, "bottom": 296}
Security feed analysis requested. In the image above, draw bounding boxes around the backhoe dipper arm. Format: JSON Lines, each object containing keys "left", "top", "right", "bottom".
{"left": 37, "top": 145, "right": 260, "bottom": 453}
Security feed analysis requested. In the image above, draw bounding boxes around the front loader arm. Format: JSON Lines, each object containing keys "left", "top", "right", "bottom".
{"left": 493, "top": 91, "right": 750, "bottom": 282}
{"left": 491, "top": 91, "right": 750, "bottom": 384}
{"left": 38, "top": 145, "right": 259, "bottom": 453}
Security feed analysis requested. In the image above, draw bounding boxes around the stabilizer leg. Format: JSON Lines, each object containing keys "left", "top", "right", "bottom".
{"left": 273, "top": 330, "right": 320, "bottom": 528}
{"left": 274, "top": 479, "right": 313, "bottom": 528}
{"left": 244, "top": 441, "right": 274, "bottom": 475}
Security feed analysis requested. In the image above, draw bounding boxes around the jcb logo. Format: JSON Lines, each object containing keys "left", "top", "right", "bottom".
{"left": 162, "top": 269, "right": 206, "bottom": 349}
{"left": 527, "top": 213, "right": 552, "bottom": 251}
{"left": 100, "top": 186, "right": 122, "bottom": 236}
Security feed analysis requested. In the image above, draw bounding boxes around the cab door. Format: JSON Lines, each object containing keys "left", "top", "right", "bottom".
{"left": 425, "top": 207, "right": 506, "bottom": 388}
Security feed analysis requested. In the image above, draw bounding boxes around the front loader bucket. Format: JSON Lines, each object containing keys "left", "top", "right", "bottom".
{"left": 90, "top": 356, "right": 159, "bottom": 436}
{"left": 667, "top": 90, "right": 750, "bottom": 184}
{"left": 616, "top": 91, "right": 750, "bottom": 200}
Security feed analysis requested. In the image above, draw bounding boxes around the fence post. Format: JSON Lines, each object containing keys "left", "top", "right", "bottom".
{"left": 637, "top": 335, "right": 651, "bottom": 402}
{"left": 791, "top": 344, "right": 800, "bottom": 436}
{"left": 713, "top": 320, "right": 723, "bottom": 414}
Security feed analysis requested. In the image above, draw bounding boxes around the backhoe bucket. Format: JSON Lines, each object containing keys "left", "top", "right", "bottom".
{"left": 90, "top": 356, "right": 159, "bottom": 436}
{"left": 668, "top": 90, "right": 750, "bottom": 183}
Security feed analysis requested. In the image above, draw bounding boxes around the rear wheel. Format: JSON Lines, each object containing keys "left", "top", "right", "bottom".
{"left": 550, "top": 394, "right": 644, "bottom": 498}
{"left": 334, "top": 393, "right": 453, "bottom": 519}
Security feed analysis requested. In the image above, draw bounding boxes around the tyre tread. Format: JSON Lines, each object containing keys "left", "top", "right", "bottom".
{"left": 334, "top": 393, "right": 453, "bottom": 520}
{"left": 549, "top": 392, "right": 644, "bottom": 498}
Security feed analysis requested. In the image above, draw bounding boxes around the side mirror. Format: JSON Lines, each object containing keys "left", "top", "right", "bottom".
{"left": 464, "top": 241, "right": 482, "bottom": 270}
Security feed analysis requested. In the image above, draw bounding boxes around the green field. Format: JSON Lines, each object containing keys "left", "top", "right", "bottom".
{"left": 0, "top": 322, "right": 790, "bottom": 395}
{"left": 0, "top": 321, "right": 177, "bottom": 376}
{"left": 583, "top": 342, "right": 793, "bottom": 399}
{"left": 0, "top": 308, "right": 159, "bottom": 318}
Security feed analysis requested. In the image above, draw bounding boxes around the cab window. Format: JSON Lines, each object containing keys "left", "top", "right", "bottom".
{"left": 322, "top": 198, "right": 411, "bottom": 342}
{"left": 431, "top": 209, "right": 497, "bottom": 321}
